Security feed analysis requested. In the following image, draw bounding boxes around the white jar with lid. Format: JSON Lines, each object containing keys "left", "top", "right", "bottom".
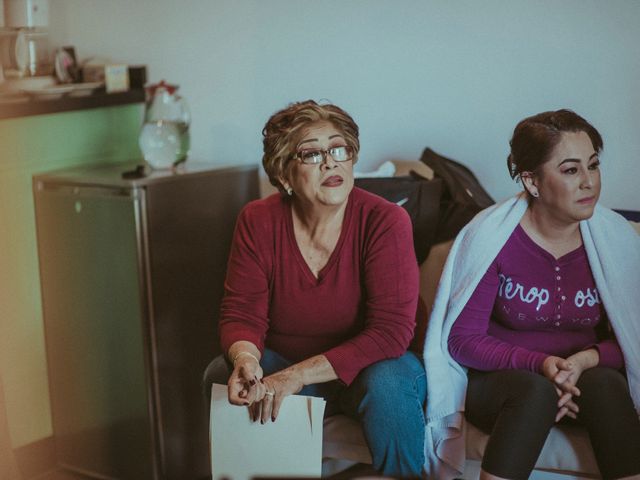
{"left": 138, "top": 80, "right": 191, "bottom": 169}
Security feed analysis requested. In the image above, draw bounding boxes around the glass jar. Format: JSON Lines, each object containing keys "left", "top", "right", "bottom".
{"left": 138, "top": 80, "right": 191, "bottom": 169}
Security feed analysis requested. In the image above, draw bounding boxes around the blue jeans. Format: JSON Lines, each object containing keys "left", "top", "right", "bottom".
{"left": 203, "top": 349, "right": 427, "bottom": 477}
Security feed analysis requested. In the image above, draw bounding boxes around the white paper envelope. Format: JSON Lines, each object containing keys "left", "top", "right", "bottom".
{"left": 210, "top": 383, "right": 326, "bottom": 480}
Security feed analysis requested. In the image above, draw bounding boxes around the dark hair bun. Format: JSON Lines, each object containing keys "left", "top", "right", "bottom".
{"left": 507, "top": 109, "right": 603, "bottom": 180}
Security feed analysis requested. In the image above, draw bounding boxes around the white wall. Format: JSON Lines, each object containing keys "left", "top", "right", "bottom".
{"left": 50, "top": 0, "right": 640, "bottom": 209}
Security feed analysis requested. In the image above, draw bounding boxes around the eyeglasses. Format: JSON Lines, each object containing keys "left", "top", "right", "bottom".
{"left": 295, "top": 146, "right": 354, "bottom": 165}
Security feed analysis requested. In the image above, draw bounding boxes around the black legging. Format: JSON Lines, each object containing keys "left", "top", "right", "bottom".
{"left": 466, "top": 367, "right": 640, "bottom": 480}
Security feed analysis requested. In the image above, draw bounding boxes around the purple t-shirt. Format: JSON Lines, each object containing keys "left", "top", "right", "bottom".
{"left": 448, "top": 224, "right": 624, "bottom": 373}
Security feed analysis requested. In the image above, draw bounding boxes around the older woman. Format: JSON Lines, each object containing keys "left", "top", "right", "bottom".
{"left": 424, "top": 109, "right": 640, "bottom": 480}
{"left": 203, "top": 100, "right": 426, "bottom": 476}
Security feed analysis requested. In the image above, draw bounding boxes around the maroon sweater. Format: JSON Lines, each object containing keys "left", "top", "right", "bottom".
{"left": 219, "top": 187, "right": 419, "bottom": 385}
{"left": 449, "top": 224, "right": 623, "bottom": 373}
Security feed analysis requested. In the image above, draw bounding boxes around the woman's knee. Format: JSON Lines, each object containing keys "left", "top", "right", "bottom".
{"left": 466, "top": 370, "right": 557, "bottom": 434}
{"left": 347, "top": 352, "right": 426, "bottom": 415}
{"left": 359, "top": 353, "right": 425, "bottom": 393}
{"left": 501, "top": 370, "right": 557, "bottom": 412}
{"left": 577, "top": 367, "right": 634, "bottom": 412}
{"left": 578, "top": 367, "right": 628, "bottom": 395}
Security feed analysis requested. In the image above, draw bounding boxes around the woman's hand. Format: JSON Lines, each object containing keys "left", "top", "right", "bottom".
{"left": 554, "top": 386, "right": 580, "bottom": 422}
{"left": 542, "top": 350, "right": 599, "bottom": 422}
{"left": 251, "top": 367, "right": 305, "bottom": 424}
{"left": 553, "top": 349, "right": 599, "bottom": 400}
{"left": 243, "top": 354, "right": 336, "bottom": 423}
{"left": 541, "top": 355, "right": 580, "bottom": 422}
{"left": 227, "top": 351, "right": 264, "bottom": 406}
{"left": 541, "top": 355, "right": 576, "bottom": 389}
{"left": 552, "top": 356, "right": 587, "bottom": 422}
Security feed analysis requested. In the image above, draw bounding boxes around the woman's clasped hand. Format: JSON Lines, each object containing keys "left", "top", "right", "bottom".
{"left": 543, "top": 348, "right": 601, "bottom": 422}
{"left": 541, "top": 355, "right": 581, "bottom": 421}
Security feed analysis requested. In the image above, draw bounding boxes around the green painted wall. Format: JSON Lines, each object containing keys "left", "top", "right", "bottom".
{"left": 0, "top": 104, "right": 143, "bottom": 448}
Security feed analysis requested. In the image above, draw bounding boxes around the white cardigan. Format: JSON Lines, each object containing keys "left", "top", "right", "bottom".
{"left": 421, "top": 193, "right": 640, "bottom": 478}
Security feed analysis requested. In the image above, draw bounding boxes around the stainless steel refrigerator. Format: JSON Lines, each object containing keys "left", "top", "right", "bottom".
{"left": 33, "top": 162, "right": 259, "bottom": 479}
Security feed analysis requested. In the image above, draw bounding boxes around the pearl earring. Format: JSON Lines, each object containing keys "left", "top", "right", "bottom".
{"left": 532, "top": 191, "right": 539, "bottom": 197}
{"left": 286, "top": 187, "right": 293, "bottom": 196}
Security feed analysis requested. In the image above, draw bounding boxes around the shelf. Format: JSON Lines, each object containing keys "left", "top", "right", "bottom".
{"left": 0, "top": 88, "right": 145, "bottom": 120}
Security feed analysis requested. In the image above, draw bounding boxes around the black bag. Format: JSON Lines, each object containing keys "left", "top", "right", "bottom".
{"left": 419, "top": 148, "right": 494, "bottom": 242}
{"left": 355, "top": 174, "right": 443, "bottom": 264}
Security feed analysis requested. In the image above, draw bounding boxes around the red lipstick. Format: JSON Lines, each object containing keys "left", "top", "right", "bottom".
{"left": 322, "top": 175, "right": 343, "bottom": 187}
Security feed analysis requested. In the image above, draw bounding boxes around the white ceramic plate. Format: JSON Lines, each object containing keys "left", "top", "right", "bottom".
{"left": 21, "top": 84, "right": 76, "bottom": 99}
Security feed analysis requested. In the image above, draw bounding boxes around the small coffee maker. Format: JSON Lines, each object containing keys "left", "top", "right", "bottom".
{"left": 0, "top": 0, "right": 52, "bottom": 82}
